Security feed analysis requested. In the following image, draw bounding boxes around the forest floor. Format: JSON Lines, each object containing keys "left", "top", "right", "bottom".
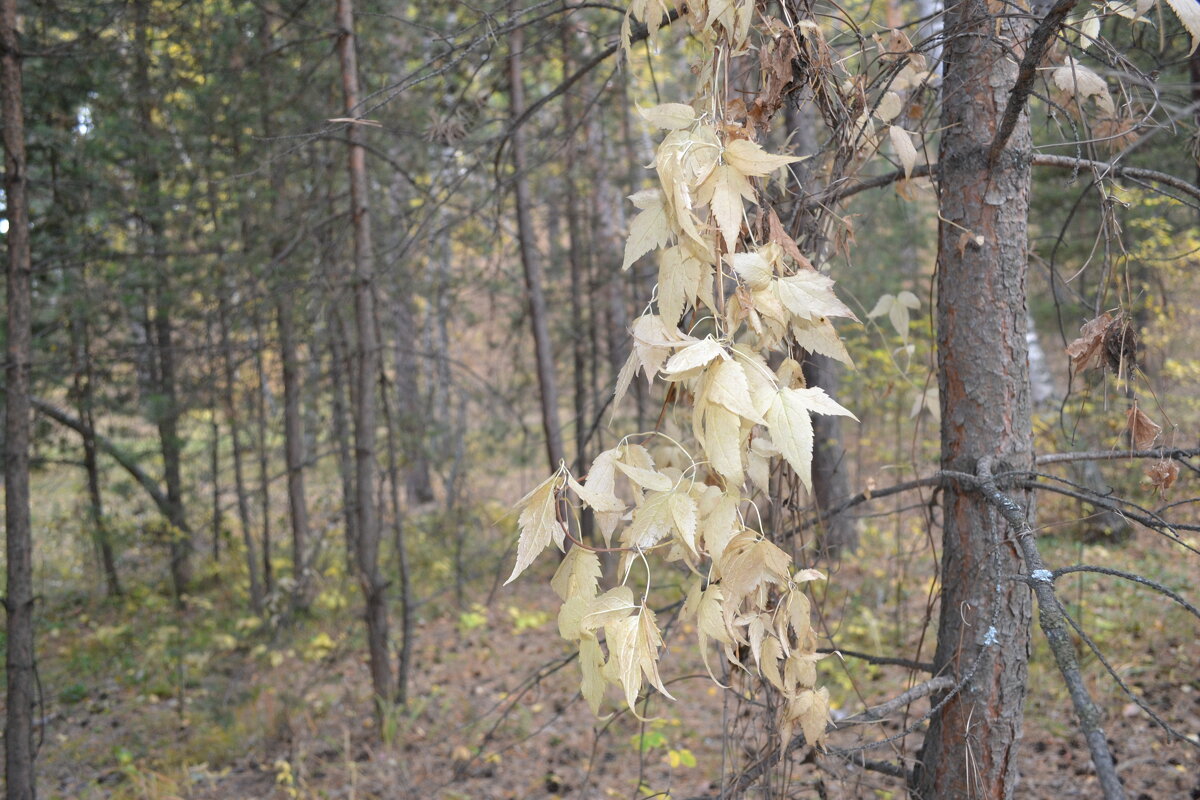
{"left": 9, "top": 525, "right": 1200, "bottom": 800}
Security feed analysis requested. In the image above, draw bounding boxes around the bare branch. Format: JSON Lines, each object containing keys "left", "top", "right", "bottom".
{"left": 976, "top": 457, "right": 1125, "bottom": 800}
{"left": 802, "top": 156, "right": 1200, "bottom": 210}
{"left": 988, "top": 0, "right": 1080, "bottom": 163}
{"left": 1037, "top": 447, "right": 1200, "bottom": 465}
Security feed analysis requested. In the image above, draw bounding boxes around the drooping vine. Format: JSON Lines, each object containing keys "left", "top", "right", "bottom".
{"left": 505, "top": 1, "right": 869, "bottom": 748}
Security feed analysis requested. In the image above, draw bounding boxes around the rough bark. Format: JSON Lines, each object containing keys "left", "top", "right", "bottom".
{"left": 3, "top": 0, "right": 37, "bottom": 791}
{"left": 912, "top": 0, "right": 1036, "bottom": 796}
{"left": 335, "top": 0, "right": 392, "bottom": 707}
{"left": 507, "top": 5, "right": 567, "bottom": 475}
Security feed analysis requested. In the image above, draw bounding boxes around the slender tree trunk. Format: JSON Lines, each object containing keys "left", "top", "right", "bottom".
{"left": 507, "top": 8, "right": 567, "bottom": 474}
{"left": 70, "top": 297, "right": 122, "bottom": 596}
{"left": 561, "top": 19, "right": 592, "bottom": 533}
{"left": 206, "top": 317, "right": 224, "bottom": 562}
{"left": 912, "top": 0, "right": 1035, "bottom": 795}
{"left": 2, "top": 0, "right": 37, "bottom": 792}
{"left": 260, "top": 5, "right": 312, "bottom": 609}
{"left": 218, "top": 291, "right": 265, "bottom": 615}
{"left": 802, "top": 356, "right": 858, "bottom": 555}
{"left": 151, "top": 303, "right": 190, "bottom": 600}
{"left": 134, "top": 0, "right": 189, "bottom": 601}
{"left": 335, "top": 0, "right": 392, "bottom": 707}
{"left": 784, "top": 98, "right": 858, "bottom": 556}
{"left": 392, "top": 298, "right": 434, "bottom": 505}
{"left": 253, "top": 307, "right": 274, "bottom": 596}
{"left": 278, "top": 296, "right": 312, "bottom": 610}
{"left": 328, "top": 312, "right": 360, "bottom": 573}
{"left": 379, "top": 362, "right": 414, "bottom": 707}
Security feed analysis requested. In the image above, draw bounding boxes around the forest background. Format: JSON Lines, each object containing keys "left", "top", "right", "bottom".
{"left": 2, "top": 0, "right": 1200, "bottom": 798}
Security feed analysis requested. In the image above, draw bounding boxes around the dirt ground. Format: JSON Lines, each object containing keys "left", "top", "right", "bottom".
{"left": 18, "top": 531, "right": 1200, "bottom": 800}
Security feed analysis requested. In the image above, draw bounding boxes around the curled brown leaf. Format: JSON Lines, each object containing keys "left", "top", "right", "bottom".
{"left": 1125, "top": 404, "right": 1161, "bottom": 451}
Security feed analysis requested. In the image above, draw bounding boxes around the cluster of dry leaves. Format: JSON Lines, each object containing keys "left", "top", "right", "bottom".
{"left": 1066, "top": 312, "right": 1178, "bottom": 495}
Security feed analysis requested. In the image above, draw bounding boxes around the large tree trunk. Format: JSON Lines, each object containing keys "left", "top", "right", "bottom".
{"left": 3, "top": 0, "right": 37, "bottom": 793}
{"left": 335, "top": 0, "right": 392, "bottom": 707}
{"left": 912, "top": 0, "right": 1035, "bottom": 795}
{"left": 507, "top": 6, "right": 566, "bottom": 475}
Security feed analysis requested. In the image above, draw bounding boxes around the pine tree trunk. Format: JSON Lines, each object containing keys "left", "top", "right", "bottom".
{"left": 206, "top": 317, "right": 224, "bottom": 562}
{"left": 561, "top": 20, "right": 593, "bottom": 545}
{"left": 328, "top": 312, "right": 359, "bottom": 574}
{"left": 3, "top": 0, "right": 37, "bottom": 791}
{"left": 278, "top": 296, "right": 312, "bottom": 610}
{"left": 218, "top": 290, "right": 265, "bottom": 615}
{"left": 507, "top": 5, "right": 566, "bottom": 475}
{"left": 71, "top": 296, "right": 122, "bottom": 597}
{"left": 335, "top": 0, "right": 392, "bottom": 707}
{"left": 134, "top": 0, "right": 190, "bottom": 601}
{"left": 912, "top": 0, "right": 1035, "bottom": 795}
{"left": 253, "top": 308, "right": 274, "bottom": 596}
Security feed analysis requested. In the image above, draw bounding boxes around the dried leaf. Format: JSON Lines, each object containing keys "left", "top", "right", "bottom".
{"left": 506, "top": 472, "right": 563, "bottom": 584}
{"left": 766, "top": 387, "right": 857, "bottom": 492}
{"left": 640, "top": 102, "right": 697, "bottom": 130}
{"left": 1065, "top": 312, "right": 1113, "bottom": 375}
{"left": 888, "top": 125, "right": 919, "bottom": 179}
{"left": 1144, "top": 459, "right": 1179, "bottom": 497}
{"left": 724, "top": 138, "right": 803, "bottom": 177}
{"left": 622, "top": 190, "right": 672, "bottom": 271}
{"left": 1125, "top": 404, "right": 1161, "bottom": 450}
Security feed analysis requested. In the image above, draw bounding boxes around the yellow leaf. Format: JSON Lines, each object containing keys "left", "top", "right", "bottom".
{"left": 703, "top": 403, "right": 744, "bottom": 486}
{"left": 506, "top": 472, "right": 563, "bottom": 584}
{"left": 579, "top": 635, "right": 607, "bottom": 714}
{"left": 622, "top": 190, "right": 672, "bottom": 271}
{"left": 876, "top": 91, "right": 903, "bottom": 122}
{"left": 668, "top": 492, "right": 699, "bottom": 555}
{"left": 789, "top": 316, "right": 853, "bottom": 365}
{"left": 551, "top": 546, "right": 602, "bottom": 601}
{"left": 640, "top": 102, "right": 697, "bottom": 130}
{"left": 707, "top": 358, "right": 766, "bottom": 424}
{"left": 623, "top": 491, "right": 674, "bottom": 549}
{"left": 707, "top": 165, "right": 749, "bottom": 250}
{"left": 614, "top": 460, "right": 674, "bottom": 493}
{"left": 767, "top": 387, "right": 857, "bottom": 492}
{"left": 581, "top": 586, "right": 637, "bottom": 633}
{"left": 723, "top": 138, "right": 802, "bottom": 177}
{"left": 663, "top": 337, "right": 728, "bottom": 377}
{"left": 888, "top": 125, "right": 919, "bottom": 180}
{"left": 775, "top": 272, "right": 856, "bottom": 322}
{"left": 727, "top": 251, "right": 774, "bottom": 290}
